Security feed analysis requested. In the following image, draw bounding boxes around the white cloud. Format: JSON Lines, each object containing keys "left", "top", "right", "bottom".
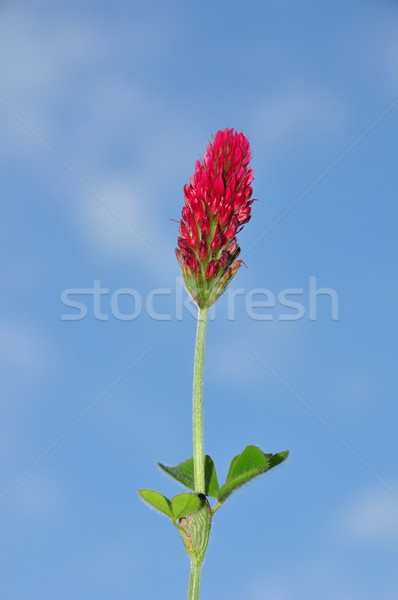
{"left": 247, "top": 557, "right": 363, "bottom": 600}
{"left": 0, "top": 5, "right": 104, "bottom": 143}
{"left": 251, "top": 580, "right": 291, "bottom": 600}
{"left": 321, "top": 362, "right": 378, "bottom": 417}
{"left": 251, "top": 86, "right": 348, "bottom": 159}
{"left": 206, "top": 314, "right": 308, "bottom": 390}
{"left": 384, "top": 34, "right": 398, "bottom": 85}
{"left": 78, "top": 176, "right": 158, "bottom": 256}
{"left": 0, "top": 318, "right": 57, "bottom": 374}
{"left": 5, "top": 467, "right": 67, "bottom": 515}
{"left": 342, "top": 5, "right": 398, "bottom": 92}
{"left": 339, "top": 485, "right": 398, "bottom": 543}
{"left": 0, "top": 4, "right": 200, "bottom": 265}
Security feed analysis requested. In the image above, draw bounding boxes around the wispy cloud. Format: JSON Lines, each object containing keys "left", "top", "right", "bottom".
{"left": 0, "top": 318, "right": 57, "bottom": 374}
{"left": 251, "top": 85, "right": 348, "bottom": 162}
{"left": 6, "top": 467, "right": 67, "bottom": 515}
{"left": 338, "top": 485, "right": 398, "bottom": 543}
{"left": 0, "top": 4, "right": 203, "bottom": 265}
{"left": 247, "top": 557, "right": 363, "bottom": 600}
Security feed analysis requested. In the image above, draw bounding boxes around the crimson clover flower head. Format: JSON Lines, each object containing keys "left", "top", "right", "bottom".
{"left": 176, "top": 128, "right": 256, "bottom": 307}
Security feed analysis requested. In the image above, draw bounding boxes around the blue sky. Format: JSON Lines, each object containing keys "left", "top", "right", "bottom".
{"left": 1, "top": 1, "right": 398, "bottom": 598}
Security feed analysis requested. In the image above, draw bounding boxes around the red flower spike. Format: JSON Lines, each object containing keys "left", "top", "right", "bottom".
{"left": 175, "top": 128, "right": 257, "bottom": 307}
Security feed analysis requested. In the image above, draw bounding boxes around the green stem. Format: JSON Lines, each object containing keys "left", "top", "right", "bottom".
{"left": 188, "top": 560, "right": 203, "bottom": 600}
{"left": 192, "top": 306, "right": 209, "bottom": 495}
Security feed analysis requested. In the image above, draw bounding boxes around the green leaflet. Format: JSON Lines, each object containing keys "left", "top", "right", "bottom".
{"left": 217, "top": 446, "right": 289, "bottom": 504}
{"left": 138, "top": 489, "right": 203, "bottom": 521}
{"left": 158, "top": 455, "right": 220, "bottom": 498}
{"left": 151, "top": 447, "right": 289, "bottom": 512}
{"left": 172, "top": 493, "right": 203, "bottom": 519}
{"left": 138, "top": 489, "right": 173, "bottom": 518}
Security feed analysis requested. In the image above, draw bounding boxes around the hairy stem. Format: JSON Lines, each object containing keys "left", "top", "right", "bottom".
{"left": 192, "top": 306, "right": 209, "bottom": 495}
{"left": 188, "top": 560, "right": 203, "bottom": 600}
